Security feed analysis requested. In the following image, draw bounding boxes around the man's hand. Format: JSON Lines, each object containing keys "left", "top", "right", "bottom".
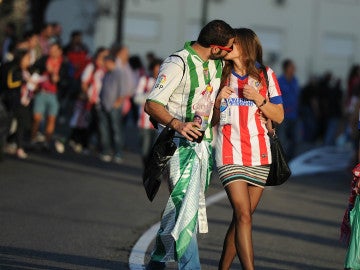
{"left": 171, "top": 119, "right": 202, "bottom": 142}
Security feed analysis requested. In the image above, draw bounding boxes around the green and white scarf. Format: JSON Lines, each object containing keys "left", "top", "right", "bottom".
{"left": 151, "top": 139, "right": 213, "bottom": 261}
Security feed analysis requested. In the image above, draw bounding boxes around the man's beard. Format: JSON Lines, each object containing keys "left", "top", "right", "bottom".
{"left": 209, "top": 51, "right": 223, "bottom": 60}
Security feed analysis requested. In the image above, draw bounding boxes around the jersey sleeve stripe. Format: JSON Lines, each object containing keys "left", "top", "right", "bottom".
{"left": 146, "top": 99, "right": 166, "bottom": 106}
{"left": 270, "top": 96, "right": 283, "bottom": 104}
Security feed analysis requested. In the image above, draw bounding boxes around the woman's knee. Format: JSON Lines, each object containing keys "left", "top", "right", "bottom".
{"left": 234, "top": 209, "right": 252, "bottom": 225}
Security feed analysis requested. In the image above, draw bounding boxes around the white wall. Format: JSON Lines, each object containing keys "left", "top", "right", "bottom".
{"left": 46, "top": 0, "right": 97, "bottom": 52}
{"left": 46, "top": 0, "right": 360, "bottom": 86}
{"left": 121, "top": 0, "right": 360, "bottom": 85}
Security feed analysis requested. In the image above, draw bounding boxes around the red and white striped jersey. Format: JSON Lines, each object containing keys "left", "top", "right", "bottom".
{"left": 134, "top": 76, "right": 156, "bottom": 129}
{"left": 81, "top": 63, "right": 105, "bottom": 105}
{"left": 215, "top": 67, "right": 283, "bottom": 167}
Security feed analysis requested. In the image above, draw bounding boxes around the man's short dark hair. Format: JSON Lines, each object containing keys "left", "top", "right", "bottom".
{"left": 71, "top": 30, "right": 82, "bottom": 38}
{"left": 282, "top": 59, "right": 293, "bottom": 71}
{"left": 197, "top": 20, "right": 234, "bottom": 47}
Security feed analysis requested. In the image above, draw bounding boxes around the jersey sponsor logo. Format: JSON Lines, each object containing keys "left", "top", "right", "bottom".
{"left": 192, "top": 102, "right": 214, "bottom": 111}
{"left": 228, "top": 97, "right": 255, "bottom": 107}
{"left": 154, "top": 74, "right": 166, "bottom": 90}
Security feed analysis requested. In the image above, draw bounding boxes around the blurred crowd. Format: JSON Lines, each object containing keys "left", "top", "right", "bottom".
{"left": 277, "top": 59, "right": 360, "bottom": 163}
{"left": 0, "top": 21, "right": 360, "bottom": 164}
{"left": 0, "top": 21, "right": 161, "bottom": 163}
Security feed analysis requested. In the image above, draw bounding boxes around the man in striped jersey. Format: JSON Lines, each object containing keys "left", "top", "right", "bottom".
{"left": 144, "top": 20, "right": 234, "bottom": 270}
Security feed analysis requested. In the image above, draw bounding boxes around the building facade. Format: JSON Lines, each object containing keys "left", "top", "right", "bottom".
{"left": 47, "top": 0, "right": 360, "bottom": 85}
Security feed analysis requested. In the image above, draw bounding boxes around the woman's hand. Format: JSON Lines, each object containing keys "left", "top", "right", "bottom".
{"left": 243, "top": 84, "right": 263, "bottom": 105}
{"left": 214, "top": 86, "right": 234, "bottom": 108}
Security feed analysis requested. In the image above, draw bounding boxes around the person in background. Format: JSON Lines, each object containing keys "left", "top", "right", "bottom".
{"left": 98, "top": 55, "right": 126, "bottom": 163}
{"left": 212, "top": 28, "right": 284, "bottom": 270}
{"left": 2, "top": 49, "right": 39, "bottom": 158}
{"left": 64, "top": 30, "right": 90, "bottom": 81}
{"left": 62, "top": 31, "right": 91, "bottom": 131}
{"left": 49, "top": 22, "right": 62, "bottom": 45}
{"left": 144, "top": 19, "right": 234, "bottom": 270}
{"left": 23, "top": 30, "right": 42, "bottom": 65}
{"left": 129, "top": 55, "right": 146, "bottom": 125}
{"left": 31, "top": 42, "right": 71, "bottom": 152}
{"left": 299, "top": 76, "right": 319, "bottom": 143}
{"left": 134, "top": 58, "right": 162, "bottom": 165}
{"left": 1, "top": 22, "right": 17, "bottom": 63}
{"left": 146, "top": 51, "right": 156, "bottom": 68}
{"left": 68, "top": 47, "right": 108, "bottom": 153}
{"left": 346, "top": 65, "right": 360, "bottom": 107}
{"left": 277, "top": 58, "right": 300, "bottom": 160}
{"left": 318, "top": 72, "right": 343, "bottom": 145}
{"left": 112, "top": 45, "right": 136, "bottom": 121}
{"left": 38, "top": 23, "right": 53, "bottom": 56}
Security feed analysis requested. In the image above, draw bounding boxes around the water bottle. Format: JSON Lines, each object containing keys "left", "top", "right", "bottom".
{"left": 192, "top": 85, "right": 213, "bottom": 143}
{"left": 220, "top": 98, "right": 231, "bottom": 125}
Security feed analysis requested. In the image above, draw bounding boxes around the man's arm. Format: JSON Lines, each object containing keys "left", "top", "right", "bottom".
{"left": 144, "top": 101, "right": 202, "bottom": 142}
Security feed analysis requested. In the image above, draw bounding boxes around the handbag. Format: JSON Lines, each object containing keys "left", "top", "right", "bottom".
{"left": 142, "top": 125, "right": 177, "bottom": 201}
{"left": 266, "top": 132, "right": 292, "bottom": 186}
{"left": 259, "top": 65, "right": 291, "bottom": 186}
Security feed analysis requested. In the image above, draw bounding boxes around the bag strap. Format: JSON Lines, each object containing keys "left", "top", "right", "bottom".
{"left": 259, "top": 64, "right": 269, "bottom": 95}
{"left": 169, "top": 54, "right": 186, "bottom": 82}
{"left": 259, "top": 64, "right": 277, "bottom": 134}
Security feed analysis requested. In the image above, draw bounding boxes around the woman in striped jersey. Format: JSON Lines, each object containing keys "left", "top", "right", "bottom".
{"left": 212, "top": 28, "right": 284, "bottom": 270}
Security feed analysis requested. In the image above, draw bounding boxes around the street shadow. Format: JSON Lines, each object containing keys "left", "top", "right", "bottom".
{"left": 208, "top": 218, "right": 340, "bottom": 248}
{"left": 200, "top": 249, "right": 335, "bottom": 270}
{"left": 256, "top": 255, "right": 333, "bottom": 270}
{"left": 0, "top": 206, "right": 130, "bottom": 230}
{"left": 12, "top": 152, "right": 144, "bottom": 188}
{"left": 0, "top": 246, "right": 126, "bottom": 270}
{"left": 213, "top": 203, "right": 342, "bottom": 229}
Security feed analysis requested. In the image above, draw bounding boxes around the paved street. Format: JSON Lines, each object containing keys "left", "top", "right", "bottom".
{"left": 0, "top": 141, "right": 352, "bottom": 270}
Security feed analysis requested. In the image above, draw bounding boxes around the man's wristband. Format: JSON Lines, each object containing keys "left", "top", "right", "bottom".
{"left": 167, "top": 117, "right": 177, "bottom": 127}
{"left": 258, "top": 99, "right": 267, "bottom": 108}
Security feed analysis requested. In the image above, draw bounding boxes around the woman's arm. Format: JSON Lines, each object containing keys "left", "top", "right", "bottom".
{"left": 243, "top": 84, "right": 284, "bottom": 124}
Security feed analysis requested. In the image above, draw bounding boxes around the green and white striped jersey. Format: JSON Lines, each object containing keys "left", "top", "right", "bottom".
{"left": 147, "top": 41, "right": 223, "bottom": 141}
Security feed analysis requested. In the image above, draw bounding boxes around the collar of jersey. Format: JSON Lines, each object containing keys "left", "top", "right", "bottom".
{"left": 184, "top": 41, "right": 207, "bottom": 63}
{"left": 232, "top": 70, "right": 248, "bottom": 80}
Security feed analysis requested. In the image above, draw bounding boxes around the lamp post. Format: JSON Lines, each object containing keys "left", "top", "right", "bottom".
{"left": 116, "top": 0, "right": 126, "bottom": 44}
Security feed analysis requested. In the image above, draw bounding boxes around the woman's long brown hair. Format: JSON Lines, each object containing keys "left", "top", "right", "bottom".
{"left": 220, "top": 28, "right": 265, "bottom": 88}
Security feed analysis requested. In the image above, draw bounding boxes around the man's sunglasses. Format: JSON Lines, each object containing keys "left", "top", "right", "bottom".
{"left": 210, "top": 44, "right": 233, "bottom": 52}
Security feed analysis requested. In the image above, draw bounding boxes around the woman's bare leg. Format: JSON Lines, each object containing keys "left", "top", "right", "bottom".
{"left": 45, "top": 115, "right": 56, "bottom": 143}
{"left": 31, "top": 113, "right": 43, "bottom": 141}
{"left": 219, "top": 183, "right": 263, "bottom": 270}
